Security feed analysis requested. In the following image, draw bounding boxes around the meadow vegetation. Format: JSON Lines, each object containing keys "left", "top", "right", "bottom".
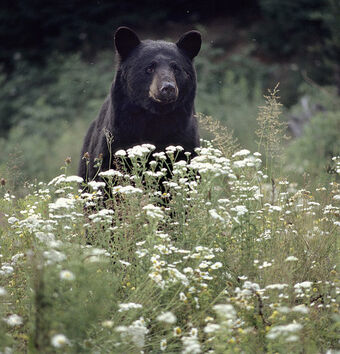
{"left": 0, "top": 89, "right": 339, "bottom": 352}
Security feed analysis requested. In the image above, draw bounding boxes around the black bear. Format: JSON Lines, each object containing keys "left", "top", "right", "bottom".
{"left": 78, "top": 27, "right": 201, "bottom": 181}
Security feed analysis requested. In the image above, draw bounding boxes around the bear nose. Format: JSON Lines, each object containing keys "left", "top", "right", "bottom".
{"left": 160, "top": 82, "right": 177, "bottom": 101}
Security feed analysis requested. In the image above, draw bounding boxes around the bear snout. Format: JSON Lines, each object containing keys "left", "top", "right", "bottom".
{"left": 149, "top": 73, "right": 178, "bottom": 104}
{"left": 159, "top": 82, "right": 178, "bottom": 102}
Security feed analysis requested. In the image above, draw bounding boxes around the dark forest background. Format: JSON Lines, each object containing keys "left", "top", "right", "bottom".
{"left": 0, "top": 0, "right": 339, "bottom": 188}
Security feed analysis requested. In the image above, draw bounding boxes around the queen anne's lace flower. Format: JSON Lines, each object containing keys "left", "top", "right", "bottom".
{"left": 156, "top": 311, "right": 177, "bottom": 324}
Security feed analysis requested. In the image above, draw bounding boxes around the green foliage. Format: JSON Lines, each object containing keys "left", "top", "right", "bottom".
{"left": 0, "top": 142, "right": 339, "bottom": 353}
{"left": 256, "top": 0, "right": 327, "bottom": 57}
{"left": 0, "top": 53, "right": 114, "bottom": 184}
{"left": 286, "top": 111, "right": 340, "bottom": 180}
{"left": 255, "top": 0, "right": 340, "bottom": 90}
{"left": 314, "top": 0, "right": 340, "bottom": 91}
{"left": 195, "top": 44, "right": 266, "bottom": 151}
{"left": 285, "top": 85, "right": 340, "bottom": 182}
{"left": 28, "top": 249, "right": 119, "bottom": 352}
{"left": 0, "top": 53, "right": 113, "bottom": 134}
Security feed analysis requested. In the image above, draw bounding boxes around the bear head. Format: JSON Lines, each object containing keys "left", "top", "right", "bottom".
{"left": 114, "top": 27, "right": 201, "bottom": 114}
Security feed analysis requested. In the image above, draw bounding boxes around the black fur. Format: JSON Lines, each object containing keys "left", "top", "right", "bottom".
{"left": 78, "top": 27, "right": 201, "bottom": 181}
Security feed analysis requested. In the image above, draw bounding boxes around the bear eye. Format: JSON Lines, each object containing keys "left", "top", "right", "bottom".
{"left": 171, "top": 63, "right": 181, "bottom": 73}
{"left": 145, "top": 63, "right": 156, "bottom": 74}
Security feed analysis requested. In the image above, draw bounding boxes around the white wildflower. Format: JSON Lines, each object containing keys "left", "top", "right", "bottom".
{"left": 36, "top": 232, "right": 55, "bottom": 244}
{"left": 102, "top": 320, "right": 114, "bottom": 328}
{"left": 277, "top": 306, "right": 291, "bottom": 313}
{"left": 127, "top": 144, "right": 155, "bottom": 158}
{"left": 218, "top": 198, "right": 230, "bottom": 204}
{"left": 51, "top": 334, "right": 71, "bottom": 348}
{"left": 43, "top": 250, "right": 67, "bottom": 265}
{"left": 11, "top": 253, "right": 24, "bottom": 263}
{"left": 233, "top": 160, "right": 247, "bottom": 168}
{"left": 286, "top": 335, "right": 299, "bottom": 342}
{"left": 294, "top": 281, "right": 313, "bottom": 290}
{"left": 149, "top": 271, "right": 164, "bottom": 288}
{"left": 165, "top": 145, "right": 177, "bottom": 153}
{"left": 204, "top": 323, "right": 221, "bottom": 333}
{"left": 269, "top": 205, "right": 282, "bottom": 212}
{"left": 7, "top": 217, "right": 18, "bottom": 224}
{"left": 190, "top": 328, "right": 198, "bottom": 337}
{"left": 213, "top": 304, "right": 236, "bottom": 319}
{"left": 60, "top": 270, "right": 75, "bottom": 281}
{"left": 99, "top": 169, "right": 123, "bottom": 177}
{"left": 168, "top": 268, "right": 189, "bottom": 286}
{"left": 142, "top": 143, "right": 156, "bottom": 151}
{"left": 143, "top": 204, "right": 164, "bottom": 219}
{"left": 112, "top": 185, "right": 143, "bottom": 194}
{"left": 174, "top": 327, "right": 182, "bottom": 336}
{"left": 266, "top": 284, "right": 288, "bottom": 290}
{"left": 65, "top": 175, "right": 83, "bottom": 183}
{"left": 153, "top": 152, "right": 167, "bottom": 160}
{"left": 115, "top": 317, "right": 148, "bottom": 348}
{"left": 285, "top": 256, "right": 298, "bottom": 262}
{"left": 231, "top": 205, "right": 248, "bottom": 216}
{"left": 87, "top": 247, "right": 110, "bottom": 257}
{"left": 198, "top": 261, "right": 210, "bottom": 269}
{"left": 209, "top": 209, "right": 225, "bottom": 222}
{"left": 174, "top": 160, "right": 187, "bottom": 169}
{"left": 266, "top": 323, "right": 302, "bottom": 340}
{"left": 292, "top": 305, "right": 309, "bottom": 314}
{"left": 118, "top": 303, "right": 143, "bottom": 312}
{"left": 259, "top": 261, "right": 272, "bottom": 269}
{"left": 157, "top": 311, "right": 177, "bottom": 324}
{"left": 115, "top": 149, "right": 127, "bottom": 157}
{"left": 0, "top": 265, "right": 14, "bottom": 275}
{"left": 3, "top": 314, "right": 23, "bottom": 326}
{"left": 48, "top": 174, "right": 66, "bottom": 186}
{"left": 179, "top": 292, "right": 187, "bottom": 301}
{"left": 49, "top": 197, "right": 76, "bottom": 211}
{"left": 88, "top": 208, "right": 114, "bottom": 223}
{"left": 88, "top": 181, "right": 106, "bottom": 190}
{"left": 183, "top": 267, "right": 193, "bottom": 274}
{"left": 211, "top": 262, "right": 223, "bottom": 270}
{"left": 160, "top": 339, "right": 167, "bottom": 351}
{"left": 232, "top": 149, "right": 250, "bottom": 158}
{"left": 182, "top": 334, "right": 201, "bottom": 354}
{"left": 119, "top": 260, "right": 131, "bottom": 267}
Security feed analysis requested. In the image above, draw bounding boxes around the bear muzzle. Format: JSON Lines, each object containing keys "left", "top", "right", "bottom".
{"left": 159, "top": 82, "right": 178, "bottom": 103}
{"left": 149, "top": 76, "right": 178, "bottom": 104}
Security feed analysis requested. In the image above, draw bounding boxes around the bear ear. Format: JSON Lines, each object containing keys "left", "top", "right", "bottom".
{"left": 114, "top": 27, "right": 141, "bottom": 60}
{"left": 176, "top": 30, "right": 201, "bottom": 60}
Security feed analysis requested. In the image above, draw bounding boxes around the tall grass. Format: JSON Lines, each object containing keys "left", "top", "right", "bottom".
{"left": 256, "top": 84, "right": 288, "bottom": 178}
